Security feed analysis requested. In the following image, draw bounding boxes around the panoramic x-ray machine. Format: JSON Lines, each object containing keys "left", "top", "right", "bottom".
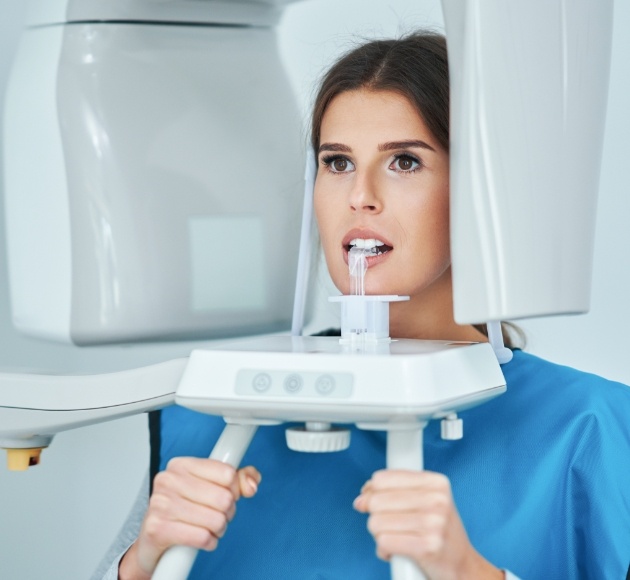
{"left": 0, "top": 0, "right": 613, "bottom": 578}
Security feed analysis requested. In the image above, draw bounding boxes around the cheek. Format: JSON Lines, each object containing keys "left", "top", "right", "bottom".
{"left": 427, "top": 194, "right": 451, "bottom": 268}
{"left": 314, "top": 186, "right": 337, "bottom": 259}
{"left": 314, "top": 184, "right": 350, "bottom": 291}
{"left": 429, "top": 193, "right": 450, "bottom": 247}
{"left": 405, "top": 189, "right": 450, "bottom": 262}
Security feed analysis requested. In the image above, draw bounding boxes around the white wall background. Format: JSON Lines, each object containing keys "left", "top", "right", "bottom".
{"left": 0, "top": 1, "right": 628, "bottom": 578}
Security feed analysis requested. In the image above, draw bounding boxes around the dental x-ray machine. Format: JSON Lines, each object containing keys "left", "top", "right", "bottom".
{"left": 0, "top": 0, "right": 613, "bottom": 579}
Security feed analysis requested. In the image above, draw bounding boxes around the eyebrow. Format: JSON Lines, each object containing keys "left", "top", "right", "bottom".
{"left": 378, "top": 140, "right": 436, "bottom": 152}
{"left": 318, "top": 139, "right": 436, "bottom": 154}
{"left": 318, "top": 143, "right": 351, "bottom": 153}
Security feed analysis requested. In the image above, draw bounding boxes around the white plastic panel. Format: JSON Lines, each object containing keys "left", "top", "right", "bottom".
{"left": 443, "top": 0, "right": 613, "bottom": 323}
{"left": 0, "top": 358, "right": 185, "bottom": 442}
{"left": 3, "top": 27, "right": 72, "bottom": 342}
{"left": 176, "top": 336, "right": 506, "bottom": 425}
{"left": 4, "top": 24, "right": 304, "bottom": 344}
{"left": 188, "top": 215, "right": 267, "bottom": 312}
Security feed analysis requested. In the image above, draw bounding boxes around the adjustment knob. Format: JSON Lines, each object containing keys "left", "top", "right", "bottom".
{"left": 440, "top": 413, "right": 463, "bottom": 440}
{"left": 285, "top": 424, "right": 351, "bottom": 452}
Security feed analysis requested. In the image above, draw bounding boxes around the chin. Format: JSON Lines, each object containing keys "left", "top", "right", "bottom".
{"left": 331, "top": 266, "right": 406, "bottom": 297}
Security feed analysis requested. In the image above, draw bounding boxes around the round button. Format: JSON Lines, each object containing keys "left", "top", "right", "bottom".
{"left": 252, "top": 373, "right": 272, "bottom": 392}
{"left": 284, "top": 373, "right": 303, "bottom": 394}
{"left": 315, "top": 374, "right": 336, "bottom": 395}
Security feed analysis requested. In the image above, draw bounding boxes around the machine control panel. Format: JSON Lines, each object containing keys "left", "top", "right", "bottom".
{"left": 235, "top": 369, "right": 353, "bottom": 399}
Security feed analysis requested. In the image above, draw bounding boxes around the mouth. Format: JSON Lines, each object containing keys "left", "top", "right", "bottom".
{"left": 342, "top": 230, "right": 394, "bottom": 268}
{"left": 344, "top": 238, "right": 393, "bottom": 256}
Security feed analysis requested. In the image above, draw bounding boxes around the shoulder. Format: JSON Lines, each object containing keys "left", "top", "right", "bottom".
{"left": 497, "top": 350, "right": 630, "bottom": 454}
{"left": 502, "top": 349, "right": 630, "bottom": 406}
{"left": 476, "top": 352, "right": 630, "bottom": 577}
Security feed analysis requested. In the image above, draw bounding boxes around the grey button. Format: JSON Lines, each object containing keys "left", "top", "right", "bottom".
{"left": 252, "top": 372, "right": 272, "bottom": 392}
{"left": 284, "top": 373, "right": 303, "bottom": 393}
{"left": 315, "top": 374, "right": 336, "bottom": 395}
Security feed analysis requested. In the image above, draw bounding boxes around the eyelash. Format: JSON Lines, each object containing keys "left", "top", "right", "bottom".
{"left": 390, "top": 154, "right": 422, "bottom": 174}
{"left": 319, "top": 153, "right": 423, "bottom": 174}
{"left": 320, "top": 154, "right": 350, "bottom": 174}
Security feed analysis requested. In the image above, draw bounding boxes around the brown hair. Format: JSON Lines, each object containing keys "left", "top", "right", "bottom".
{"left": 311, "top": 32, "right": 449, "bottom": 154}
{"left": 310, "top": 31, "right": 524, "bottom": 349}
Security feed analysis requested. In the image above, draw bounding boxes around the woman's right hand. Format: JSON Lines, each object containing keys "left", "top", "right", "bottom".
{"left": 118, "top": 457, "right": 261, "bottom": 580}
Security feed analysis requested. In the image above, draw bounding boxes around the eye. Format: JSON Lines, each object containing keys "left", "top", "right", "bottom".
{"left": 321, "top": 155, "right": 355, "bottom": 174}
{"left": 389, "top": 154, "right": 421, "bottom": 173}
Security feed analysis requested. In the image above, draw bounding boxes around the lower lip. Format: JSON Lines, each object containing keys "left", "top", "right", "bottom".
{"left": 343, "top": 248, "right": 392, "bottom": 268}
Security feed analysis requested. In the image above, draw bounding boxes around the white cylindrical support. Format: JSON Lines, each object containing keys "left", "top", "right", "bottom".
{"left": 291, "top": 148, "right": 317, "bottom": 337}
{"left": 329, "top": 295, "right": 409, "bottom": 343}
{"left": 152, "top": 423, "right": 258, "bottom": 580}
{"left": 486, "top": 321, "right": 513, "bottom": 364}
{"left": 285, "top": 422, "right": 351, "bottom": 452}
{"left": 386, "top": 425, "right": 428, "bottom": 580}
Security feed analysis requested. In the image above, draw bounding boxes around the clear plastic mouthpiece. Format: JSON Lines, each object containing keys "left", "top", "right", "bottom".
{"left": 330, "top": 246, "right": 408, "bottom": 345}
{"left": 349, "top": 247, "right": 370, "bottom": 296}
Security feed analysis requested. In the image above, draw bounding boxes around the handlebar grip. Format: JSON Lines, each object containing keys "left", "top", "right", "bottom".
{"left": 386, "top": 425, "right": 428, "bottom": 580}
{"left": 151, "top": 423, "right": 258, "bottom": 580}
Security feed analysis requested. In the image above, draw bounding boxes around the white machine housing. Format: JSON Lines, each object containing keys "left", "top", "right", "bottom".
{"left": 443, "top": 0, "right": 613, "bottom": 323}
{"left": 176, "top": 336, "right": 507, "bottom": 426}
{"left": 3, "top": 0, "right": 304, "bottom": 344}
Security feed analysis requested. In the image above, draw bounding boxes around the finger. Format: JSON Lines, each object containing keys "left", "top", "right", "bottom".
{"left": 358, "top": 490, "right": 450, "bottom": 514}
{"left": 142, "top": 515, "right": 220, "bottom": 554}
{"left": 149, "top": 492, "right": 233, "bottom": 538}
{"left": 154, "top": 470, "right": 237, "bottom": 516}
{"left": 374, "top": 531, "right": 444, "bottom": 562}
{"left": 367, "top": 511, "right": 447, "bottom": 536}
{"left": 363, "top": 470, "right": 450, "bottom": 493}
{"left": 238, "top": 466, "right": 262, "bottom": 499}
{"left": 166, "top": 457, "right": 239, "bottom": 492}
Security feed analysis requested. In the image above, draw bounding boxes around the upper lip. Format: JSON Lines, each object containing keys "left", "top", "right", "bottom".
{"left": 342, "top": 228, "right": 394, "bottom": 250}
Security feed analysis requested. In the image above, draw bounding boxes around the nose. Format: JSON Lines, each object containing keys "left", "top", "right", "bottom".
{"left": 348, "top": 171, "right": 382, "bottom": 214}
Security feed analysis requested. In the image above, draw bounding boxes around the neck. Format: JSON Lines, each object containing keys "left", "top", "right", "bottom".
{"left": 388, "top": 268, "right": 487, "bottom": 343}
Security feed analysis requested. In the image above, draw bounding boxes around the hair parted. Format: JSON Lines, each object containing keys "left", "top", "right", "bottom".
{"left": 311, "top": 31, "right": 449, "bottom": 155}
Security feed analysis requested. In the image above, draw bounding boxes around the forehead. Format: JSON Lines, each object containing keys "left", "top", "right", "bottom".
{"left": 320, "top": 89, "right": 433, "bottom": 144}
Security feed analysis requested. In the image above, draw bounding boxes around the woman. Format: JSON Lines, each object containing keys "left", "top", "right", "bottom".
{"left": 102, "top": 32, "right": 630, "bottom": 580}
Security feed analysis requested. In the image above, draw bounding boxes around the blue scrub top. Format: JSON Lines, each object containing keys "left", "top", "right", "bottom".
{"left": 158, "top": 350, "right": 630, "bottom": 579}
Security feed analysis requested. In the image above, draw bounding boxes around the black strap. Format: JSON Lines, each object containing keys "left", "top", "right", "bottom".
{"left": 310, "top": 327, "right": 341, "bottom": 337}
{"left": 148, "top": 410, "right": 162, "bottom": 495}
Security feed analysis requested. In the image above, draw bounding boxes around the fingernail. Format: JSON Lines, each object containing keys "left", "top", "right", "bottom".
{"left": 248, "top": 476, "right": 258, "bottom": 494}
{"left": 353, "top": 495, "right": 364, "bottom": 511}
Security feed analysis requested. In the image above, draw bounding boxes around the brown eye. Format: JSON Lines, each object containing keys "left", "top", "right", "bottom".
{"left": 390, "top": 154, "right": 420, "bottom": 173}
{"left": 332, "top": 158, "right": 348, "bottom": 172}
{"left": 398, "top": 157, "right": 413, "bottom": 170}
{"left": 321, "top": 155, "right": 355, "bottom": 173}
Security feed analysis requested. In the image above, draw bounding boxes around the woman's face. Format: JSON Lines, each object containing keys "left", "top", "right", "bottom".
{"left": 314, "top": 89, "right": 451, "bottom": 299}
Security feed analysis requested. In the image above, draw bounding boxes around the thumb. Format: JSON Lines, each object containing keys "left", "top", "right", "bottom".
{"left": 237, "top": 466, "right": 262, "bottom": 498}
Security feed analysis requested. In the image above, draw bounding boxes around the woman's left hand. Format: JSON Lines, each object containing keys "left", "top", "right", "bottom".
{"left": 353, "top": 469, "right": 503, "bottom": 580}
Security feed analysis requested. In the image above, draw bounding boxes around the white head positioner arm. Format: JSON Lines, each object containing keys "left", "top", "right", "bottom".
{"left": 4, "top": 0, "right": 304, "bottom": 346}
{"left": 443, "top": 0, "right": 613, "bottom": 324}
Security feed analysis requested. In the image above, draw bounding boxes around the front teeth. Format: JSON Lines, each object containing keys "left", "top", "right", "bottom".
{"left": 349, "top": 238, "right": 385, "bottom": 250}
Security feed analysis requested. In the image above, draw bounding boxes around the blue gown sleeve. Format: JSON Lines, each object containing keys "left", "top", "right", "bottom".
{"left": 568, "top": 378, "right": 630, "bottom": 578}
